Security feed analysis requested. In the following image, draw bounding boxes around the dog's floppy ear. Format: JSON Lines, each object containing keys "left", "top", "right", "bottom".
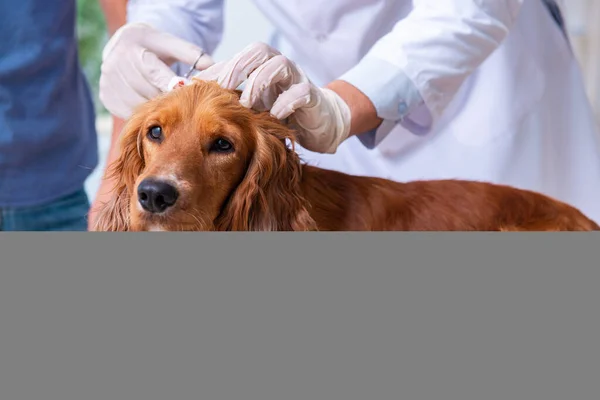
{"left": 91, "top": 113, "right": 146, "bottom": 231}
{"left": 216, "top": 114, "right": 317, "bottom": 231}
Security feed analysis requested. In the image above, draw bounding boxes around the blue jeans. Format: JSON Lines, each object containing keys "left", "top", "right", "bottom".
{"left": 0, "top": 188, "right": 89, "bottom": 231}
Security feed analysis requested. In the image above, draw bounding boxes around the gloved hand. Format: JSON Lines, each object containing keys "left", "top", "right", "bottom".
{"left": 195, "top": 43, "right": 352, "bottom": 154}
{"left": 99, "top": 22, "right": 214, "bottom": 120}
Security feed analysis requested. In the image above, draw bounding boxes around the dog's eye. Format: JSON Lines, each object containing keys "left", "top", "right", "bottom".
{"left": 211, "top": 138, "right": 233, "bottom": 153}
{"left": 148, "top": 126, "right": 163, "bottom": 141}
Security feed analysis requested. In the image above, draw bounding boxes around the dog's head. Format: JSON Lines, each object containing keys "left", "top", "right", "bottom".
{"left": 93, "top": 80, "right": 316, "bottom": 231}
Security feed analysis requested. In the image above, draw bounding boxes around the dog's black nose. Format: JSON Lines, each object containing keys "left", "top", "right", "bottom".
{"left": 137, "top": 179, "right": 179, "bottom": 213}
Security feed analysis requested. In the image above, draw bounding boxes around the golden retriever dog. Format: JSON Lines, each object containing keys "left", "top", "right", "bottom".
{"left": 92, "top": 80, "right": 599, "bottom": 231}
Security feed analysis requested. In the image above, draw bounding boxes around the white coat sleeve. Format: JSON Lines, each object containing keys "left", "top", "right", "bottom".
{"left": 127, "top": 0, "right": 225, "bottom": 75}
{"left": 339, "top": 0, "right": 524, "bottom": 149}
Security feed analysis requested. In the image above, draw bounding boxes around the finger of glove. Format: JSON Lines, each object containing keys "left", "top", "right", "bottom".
{"left": 215, "top": 42, "right": 281, "bottom": 90}
{"left": 118, "top": 49, "right": 164, "bottom": 99}
{"left": 270, "top": 82, "right": 314, "bottom": 120}
{"left": 192, "top": 61, "right": 228, "bottom": 82}
{"left": 99, "top": 72, "right": 149, "bottom": 120}
{"left": 239, "top": 55, "right": 298, "bottom": 109}
{"left": 99, "top": 44, "right": 160, "bottom": 118}
{"left": 139, "top": 50, "right": 180, "bottom": 92}
{"left": 140, "top": 28, "right": 213, "bottom": 68}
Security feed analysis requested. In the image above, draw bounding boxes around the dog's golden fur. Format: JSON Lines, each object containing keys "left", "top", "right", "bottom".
{"left": 93, "top": 81, "right": 599, "bottom": 231}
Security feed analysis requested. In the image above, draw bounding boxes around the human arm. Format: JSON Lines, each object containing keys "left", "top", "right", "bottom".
{"left": 337, "top": 0, "right": 525, "bottom": 147}
{"left": 200, "top": 0, "right": 524, "bottom": 153}
{"left": 88, "top": 0, "right": 128, "bottom": 230}
{"left": 99, "top": 0, "right": 127, "bottom": 36}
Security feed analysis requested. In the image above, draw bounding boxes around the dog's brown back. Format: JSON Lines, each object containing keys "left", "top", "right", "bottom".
{"left": 300, "top": 166, "right": 599, "bottom": 231}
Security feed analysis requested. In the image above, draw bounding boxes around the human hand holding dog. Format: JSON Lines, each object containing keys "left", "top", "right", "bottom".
{"left": 195, "top": 43, "right": 381, "bottom": 154}
{"left": 99, "top": 22, "right": 214, "bottom": 120}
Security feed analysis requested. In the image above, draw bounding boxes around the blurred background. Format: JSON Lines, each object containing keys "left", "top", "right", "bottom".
{"left": 78, "top": 0, "right": 600, "bottom": 200}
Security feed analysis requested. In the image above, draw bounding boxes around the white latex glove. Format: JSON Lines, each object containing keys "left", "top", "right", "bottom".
{"left": 195, "top": 43, "right": 352, "bottom": 154}
{"left": 99, "top": 23, "right": 214, "bottom": 120}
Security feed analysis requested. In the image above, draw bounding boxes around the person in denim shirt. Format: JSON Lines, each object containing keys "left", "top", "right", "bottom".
{"left": 0, "top": 0, "right": 124, "bottom": 230}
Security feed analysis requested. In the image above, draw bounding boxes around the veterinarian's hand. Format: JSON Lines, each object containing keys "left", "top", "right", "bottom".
{"left": 195, "top": 43, "right": 352, "bottom": 154}
{"left": 99, "top": 22, "right": 214, "bottom": 120}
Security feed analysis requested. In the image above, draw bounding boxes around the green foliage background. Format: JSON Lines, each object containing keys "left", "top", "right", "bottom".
{"left": 76, "top": 0, "right": 108, "bottom": 114}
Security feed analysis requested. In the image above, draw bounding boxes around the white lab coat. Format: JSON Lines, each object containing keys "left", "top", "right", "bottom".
{"left": 128, "top": 0, "right": 600, "bottom": 222}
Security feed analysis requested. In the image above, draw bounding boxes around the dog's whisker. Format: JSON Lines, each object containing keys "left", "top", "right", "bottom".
{"left": 188, "top": 214, "right": 204, "bottom": 230}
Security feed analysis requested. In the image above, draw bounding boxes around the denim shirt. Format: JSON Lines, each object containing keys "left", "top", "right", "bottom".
{"left": 0, "top": 0, "right": 98, "bottom": 207}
